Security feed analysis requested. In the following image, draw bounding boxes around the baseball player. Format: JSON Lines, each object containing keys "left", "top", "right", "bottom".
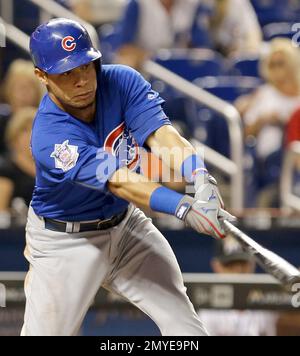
{"left": 22, "top": 18, "right": 235, "bottom": 336}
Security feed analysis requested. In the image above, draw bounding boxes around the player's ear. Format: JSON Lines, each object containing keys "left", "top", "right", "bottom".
{"left": 34, "top": 68, "right": 48, "bottom": 86}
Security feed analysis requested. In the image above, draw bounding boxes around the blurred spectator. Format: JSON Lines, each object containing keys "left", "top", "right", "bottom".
{"left": 115, "top": 0, "right": 200, "bottom": 69}
{"left": 68, "top": 0, "right": 93, "bottom": 22}
{"left": 209, "top": 237, "right": 256, "bottom": 274}
{"left": 2, "top": 60, "right": 42, "bottom": 113}
{"left": 238, "top": 39, "right": 300, "bottom": 149}
{"left": 0, "top": 60, "right": 42, "bottom": 155}
{"left": 235, "top": 38, "right": 300, "bottom": 206}
{"left": 58, "top": 0, "right": 126, "bottom": 25}
{"left": 197, "top": 237, "right": 278, "bottom": 336}
{"left": 191, "top": 0, "right": 262, "bottom": 57}
{"left": 0, "top": 107, "right": 36, "bottom": 214}
{"left": 57, "top": 0, "right": 96, "bottom": 22}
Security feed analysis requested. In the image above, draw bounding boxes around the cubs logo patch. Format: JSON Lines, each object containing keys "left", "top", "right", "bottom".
{"left": 50, "top": 140, "right": 79, "bottom": 172}
{"left": 104, "top": 123, "right": 140, "bottom": 171}
{"left": 61, "top": 36, "right": 76, "bottom": 52}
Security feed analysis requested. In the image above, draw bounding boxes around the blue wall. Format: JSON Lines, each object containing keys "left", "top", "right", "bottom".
{"left": 0, "top": 226, "right": 299, "bottom": 272}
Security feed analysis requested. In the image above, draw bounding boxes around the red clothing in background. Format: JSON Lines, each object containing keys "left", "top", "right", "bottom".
{"left": 286, "top": 108, "right": 300, "bottom": 146}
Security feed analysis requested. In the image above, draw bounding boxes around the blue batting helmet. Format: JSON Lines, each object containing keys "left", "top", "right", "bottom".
{"left": 30, "top": 18, "right": 102, "bottom": 74}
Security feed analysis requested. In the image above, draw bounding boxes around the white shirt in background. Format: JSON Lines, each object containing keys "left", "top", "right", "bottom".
{"left": 70, "top": 0, "right": 126, "bottom": 24}
{"left": 198, "top": 310, "right": 279, "bottom": 336}
{"left": 135, "top": 0, "right": 199, "bottom": 52}
{"left": 244, "top": 84, "right": 300, "bottom": 159}
{"left": 213, "top": 0, "right": 262, "bottom": 55}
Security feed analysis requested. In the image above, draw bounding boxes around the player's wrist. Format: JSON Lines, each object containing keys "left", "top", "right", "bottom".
{"left": 175, "top": 195, "right": 194, "bottom": 221}
{"left": 180, "top": 154, "right": 207, "bottom": 183}
{"left": 150, "top": 186, "right": 193, "bottom": 219}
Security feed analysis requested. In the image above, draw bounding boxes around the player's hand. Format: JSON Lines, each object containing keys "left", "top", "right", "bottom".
{"left": 194, "top": 171, "right": 225, "bottom": 210}
{"left": 175, "top": 197, "right": 236, "bottom": 240}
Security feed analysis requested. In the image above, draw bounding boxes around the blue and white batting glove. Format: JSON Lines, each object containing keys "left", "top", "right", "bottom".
{"left": 175, "top": 172, "right": 236, "bottom": 239}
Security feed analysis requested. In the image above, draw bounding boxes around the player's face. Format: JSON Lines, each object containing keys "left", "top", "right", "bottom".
{"left": 36, "top": 62, "right": 97, "bottom": 109}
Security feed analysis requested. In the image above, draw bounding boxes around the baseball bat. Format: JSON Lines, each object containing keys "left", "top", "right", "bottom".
{"left": 221, "top": 220, "right": 300, "bottom": 291}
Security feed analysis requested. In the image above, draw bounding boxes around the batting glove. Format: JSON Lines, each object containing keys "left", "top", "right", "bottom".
{"left": 175, "top": 194, "right": 236, "bottom": 239}
{"left": 175, "top": 171, "right": 236, "bottom": 239}
{"left": 193, "top": 171, "right": 224, "bottom": 208}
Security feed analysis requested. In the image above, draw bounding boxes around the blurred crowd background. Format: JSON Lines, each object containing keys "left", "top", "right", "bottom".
{"left": 0, "top": 0, "right": 300, "bottom": 336}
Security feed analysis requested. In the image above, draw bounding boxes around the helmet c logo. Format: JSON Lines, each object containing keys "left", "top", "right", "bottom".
{"left": 61, "top": 36, "right": 76, "bottom": 52}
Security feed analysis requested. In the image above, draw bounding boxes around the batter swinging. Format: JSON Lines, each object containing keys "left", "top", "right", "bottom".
{"left": 22, "top": 18, "right": 234, "bottom": 336}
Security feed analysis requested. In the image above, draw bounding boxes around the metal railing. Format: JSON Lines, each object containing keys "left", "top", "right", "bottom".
{"left": 1, "top": 1, "right": 245, "bottom": 210}
{"left": 144, "top": 61, "right": 244, "bottom": 210}
{"left": 0, "top": 17, "right": 30, "bottom": 53}
{"left": 280, "top": 142, "right": 300, "bottom": 211}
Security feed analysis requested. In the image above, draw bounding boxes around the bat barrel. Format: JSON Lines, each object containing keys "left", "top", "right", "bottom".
{"left": 222, "top": 220, "right": 300, "bottom": 291}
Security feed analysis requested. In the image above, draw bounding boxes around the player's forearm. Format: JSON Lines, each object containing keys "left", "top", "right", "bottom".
{"left": 146, "top": 125, "right": 206, "bottom": 182}
{"left": 108, "top": 167, "right": 192, "bottom": 219}
{"left": 108, "top": 167, "right": 161, "bottom": 209}
{"left": 147, "top": 125, "right": 196, "bottom": 171}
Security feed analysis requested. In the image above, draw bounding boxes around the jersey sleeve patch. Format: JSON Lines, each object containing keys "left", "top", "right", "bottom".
{"left": 50, "top": 140, "right": 79, "bottom": 172}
